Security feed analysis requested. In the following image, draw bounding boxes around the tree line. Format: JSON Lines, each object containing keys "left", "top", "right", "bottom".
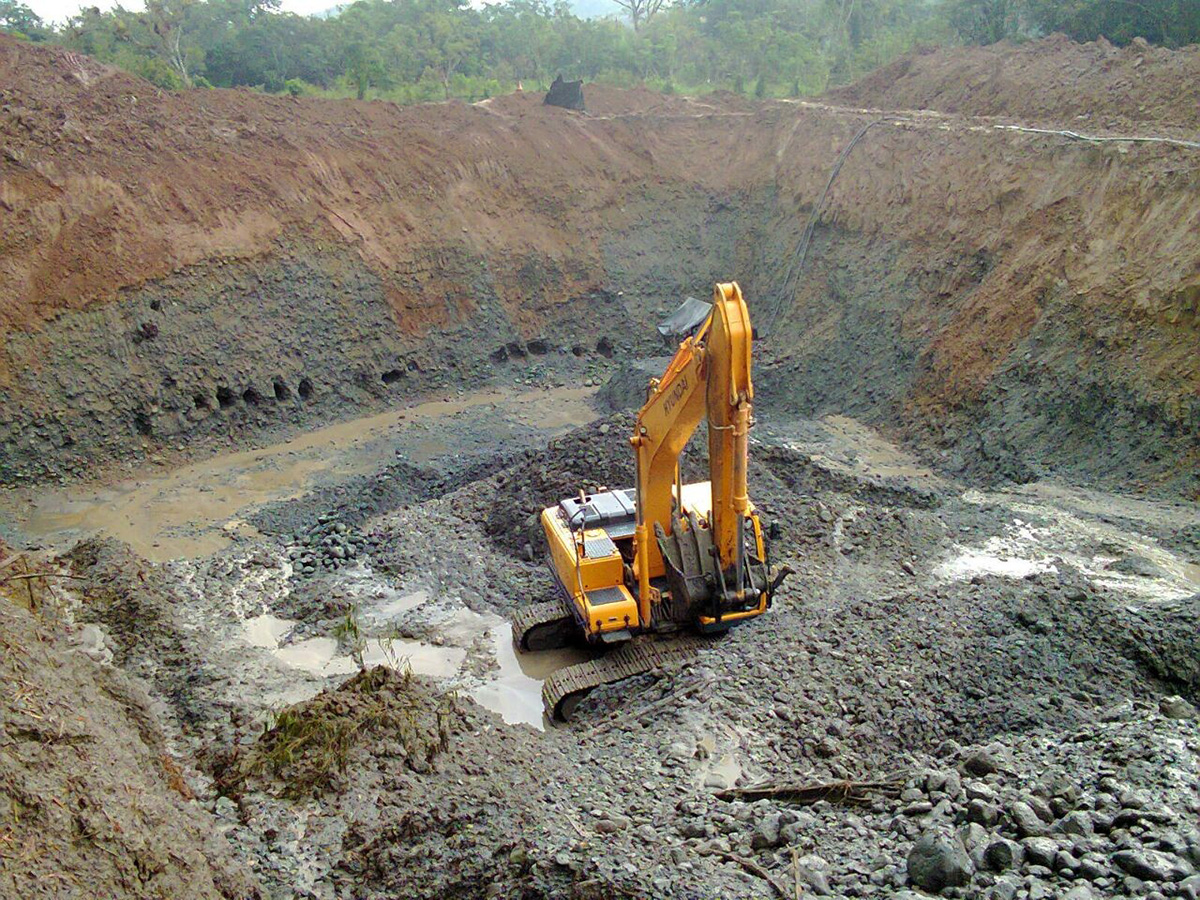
{"left": 1, "top": 0, "right": 1196, "bottom": 102}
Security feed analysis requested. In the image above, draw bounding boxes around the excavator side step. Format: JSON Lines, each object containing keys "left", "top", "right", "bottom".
{"left": 542, "top": 636, "right": 708, "bottom": 721}
{"left": 512, "top": 598, "right": 576, "bottom": 652}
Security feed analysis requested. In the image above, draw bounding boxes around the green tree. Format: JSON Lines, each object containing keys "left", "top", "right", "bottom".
{"left": 0, "top": 0, "right": 48, "bottom": 39}
{"left": 946, "top": 0, "right": 1021, "bottom": 44}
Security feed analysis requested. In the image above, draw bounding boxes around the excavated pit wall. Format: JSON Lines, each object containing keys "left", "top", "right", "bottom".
{"left": 2, "top": 36, "right": 1197, "bottom": 495}
{"left": 0, "top": 190, "right": 766, "bottom": 484}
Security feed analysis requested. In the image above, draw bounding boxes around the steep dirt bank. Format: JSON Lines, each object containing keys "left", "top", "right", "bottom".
{"left": 0, "top": 568, "right": 258, "bottom": 899}
{"left": 1, "top": 35, "right": 1197, "bottom": 495}
{"left": 825, "top": 35, "right": 1200, "bottom": 132}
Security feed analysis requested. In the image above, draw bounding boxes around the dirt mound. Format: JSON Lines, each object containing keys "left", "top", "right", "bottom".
{"left": 825, "top": 35, "right": 1200, "bottom": 130}
{"left": 484, "top": 413, "right": 638, "bottom": 553}
{"left": 216, "top": 665, "right": 458, "bottom": 798}
{"left": 0, "top": 581, "right": 257, "bottom": 899}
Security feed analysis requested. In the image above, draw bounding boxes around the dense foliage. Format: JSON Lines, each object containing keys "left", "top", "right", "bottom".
{"left": 1, "top": 0, "right": 1196, "bottom": 100}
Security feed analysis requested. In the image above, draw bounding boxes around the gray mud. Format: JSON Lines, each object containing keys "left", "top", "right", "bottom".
{"left": 8, "top": 364, "right": 1194, "bottom": 900}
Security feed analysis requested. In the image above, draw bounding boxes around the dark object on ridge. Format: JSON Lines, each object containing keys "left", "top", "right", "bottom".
{"left": 657, "top": 296, "right": 711, "bottom": 344}
{"left": 544, "top": 75, "right": 585, "bottom": 111}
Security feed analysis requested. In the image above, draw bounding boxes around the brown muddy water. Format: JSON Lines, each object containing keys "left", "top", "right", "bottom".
{"left": 12, "top": 385, "right": 597, "bottom": 560}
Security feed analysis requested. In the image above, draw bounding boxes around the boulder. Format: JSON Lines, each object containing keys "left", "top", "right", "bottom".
{"left": 907, "top": 831, "right": 974, "bottom": 892}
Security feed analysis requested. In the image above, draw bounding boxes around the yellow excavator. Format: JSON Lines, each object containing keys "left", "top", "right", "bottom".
{"left": 513, "top": 282, "right": 789, "bottom": 718}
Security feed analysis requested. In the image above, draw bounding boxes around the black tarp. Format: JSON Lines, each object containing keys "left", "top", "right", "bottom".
{"left": 656, "top": 296, "right": 712, "bottom": 344}
{"left": 543, "top": 75, "right": 585, "bottom": 111}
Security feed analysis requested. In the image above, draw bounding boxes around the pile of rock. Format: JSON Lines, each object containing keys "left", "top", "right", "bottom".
{"left": 288, "top": 515, "right": 377, "bottom": 575}
{"left": 891, "top": 727, "right": 1200, "bottom": 900}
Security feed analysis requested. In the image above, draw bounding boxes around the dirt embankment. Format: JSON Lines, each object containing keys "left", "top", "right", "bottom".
{"left": 0, "top": 35, "right": 1197, "bottom": 495}
{"left": 0, "top": 572, "right": 258, "bottom": 899}
{"left": 825, "top": 34, "right": 1200, "bottom": 132}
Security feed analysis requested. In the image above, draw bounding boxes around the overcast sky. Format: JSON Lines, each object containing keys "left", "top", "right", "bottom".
{"left": 25, "top": 0, "right": 335, "bottom": 27}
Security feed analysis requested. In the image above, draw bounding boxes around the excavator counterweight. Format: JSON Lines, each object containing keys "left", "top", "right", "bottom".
{"left": 513, "top": 283, "right": 789, "bottom": 719}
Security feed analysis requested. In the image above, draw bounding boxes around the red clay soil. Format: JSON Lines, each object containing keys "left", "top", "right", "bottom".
{"left": 1, "top": 34, "right": 1197, "bottom": 482}
{"left": 826, "top": 34, "right": 1200, "bottom": 133}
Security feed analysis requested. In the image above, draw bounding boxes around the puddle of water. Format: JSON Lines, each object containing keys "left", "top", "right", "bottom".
{"left": 940, "top": 501, "right": 1200, "bottom": 601}
{"left": 935, "top": 520, "right": 1059, "bottom": 581}
{"left": 360, "top": 638, "right": 466, "bottom": 678}
{"left": 468, "top": 625, "right": 591, "bottom": 730}
{"left": 243, "top": 613, "right": 295, "bottom": 649}
{"left": 709, "top": 753, "right": 742, "bottom": 788}
{"left": 16, "top": 384, "right": 597, "bottom": 561}
{"left": 238, "top": 577, "right": 582, "bottom": 728}
{"left": 814, "top": 415, "right": 939, "bottom": 481}
{"left": 243, "top": 611, "right": 467, "bottom": 679}
{"left": 274, "top": 636, "right": 361, "bottom": 677}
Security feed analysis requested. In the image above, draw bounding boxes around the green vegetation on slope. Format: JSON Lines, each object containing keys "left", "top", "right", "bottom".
{"left": 1, "top": 0, "right": 1196, "bottom": 101}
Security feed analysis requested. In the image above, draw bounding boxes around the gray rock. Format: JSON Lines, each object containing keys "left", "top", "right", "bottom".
{"left": 907, "top": 831, "right": 974, "bottom": 892}
{"left": 1055, "top": 849, "right": 1081, "bottom": 872}
{"left": 1025, "top": 795, "right": 1055, "bottom": 823}
{"left": 1022, "top": 837, "right": 1059, "bottom": 868}
{"left": 1057, "top": 811, "right": 1094, "bottom": 837}
{"left": 987, "top": 875, "right": 1020, "bottom": 900}
{"left": 968, "top": 799, "right": 1000, "bottom": 827}
{"left": 966, "top": 781, "right": 998, "bottom": 802}
{"left": 963, "top": 749, "right": 1000, "bottom": 776}
{"left": 985, "top": 839, "right": 1022, "bottom": 872}
{"left": 958, "top": 822, "right": 989, "bottom": 851}
{"left": 751, "top": 813, "right": 782, "bottom": 850}
{"left": 1111, "top": 848, "right": 1190, "bottom": 882}
{"left": 1062, "top": 887, "right": 1094, "bottom": 900}
{"left": 1009, "top": 801, "right": 1048, "bottom": 837}
{"left": 1161, "top": 695, "right": 1197, "bottom": 719}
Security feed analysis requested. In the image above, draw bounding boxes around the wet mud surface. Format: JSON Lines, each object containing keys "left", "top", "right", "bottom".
{"left": 4, "top": 369, "right": 1197, "bottom": 900}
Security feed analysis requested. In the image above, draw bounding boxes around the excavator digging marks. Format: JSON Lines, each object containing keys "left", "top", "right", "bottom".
{"left": 512, "top": 598, "right": 575, "bottom": 651}
{"left": 542, "top": 636, "right": 708, "bottom": 721}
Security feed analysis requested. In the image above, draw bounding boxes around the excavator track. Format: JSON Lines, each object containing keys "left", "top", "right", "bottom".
{"left": 511, "top": 598, "right": 575, "bottom": 652}
{"left": 542, "top": 635, "right": 708, "bottom": 721}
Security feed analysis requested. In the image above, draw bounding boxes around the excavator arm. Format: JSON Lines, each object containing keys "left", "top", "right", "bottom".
{"left": 630, "top": 282, "right": 771, "bottom": 629}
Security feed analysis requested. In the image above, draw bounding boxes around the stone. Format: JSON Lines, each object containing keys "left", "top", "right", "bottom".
{"left": 966, "top": 782, "right": 999, "bottom": 802}
{"left": 985, "top": 839, "right": 1021, "bottom": 872}
{"left": 1022, "top": 837, "right": 1059, "bottom": 869}
{"left": 958, "top": 822, "right": 989, "bottom": 851}
{"left": 1062, "top": 886, "right": 1094, "bottom": 900}
{"left": 1025, "top": 795, "right": 1055, "bottom": 823}
{"left": 1009, "top": 801, "right": 1048, "bottom": 837}
{"left": 907, "top": 831, "right": 974, "bottom": 892}
{"left": 968, "top": 799, "right": 1000, "bottom": 827}
{"left": 1076, "top": 857, "right": 1106, "bottom": 881}
{"left": 963, "top": 749, "right": 1000, "bottom": 776}
{"left": 1057, "top": 811, "right": 1094, "bottom": 837}
{"left": 1112, "top": 849, "right": 1193, "bottom": 882}
{"left": 1055, "top": 849, "right": 1081, "bottom": 872}
{"left": 943, "top": 771, "right": 963, "bottom": 798}
{"left": 1161, "top": 696, "right": 1197, "bottom": 719}
{"left": 751, "top": 814, "right": 782, "bottom": 850}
